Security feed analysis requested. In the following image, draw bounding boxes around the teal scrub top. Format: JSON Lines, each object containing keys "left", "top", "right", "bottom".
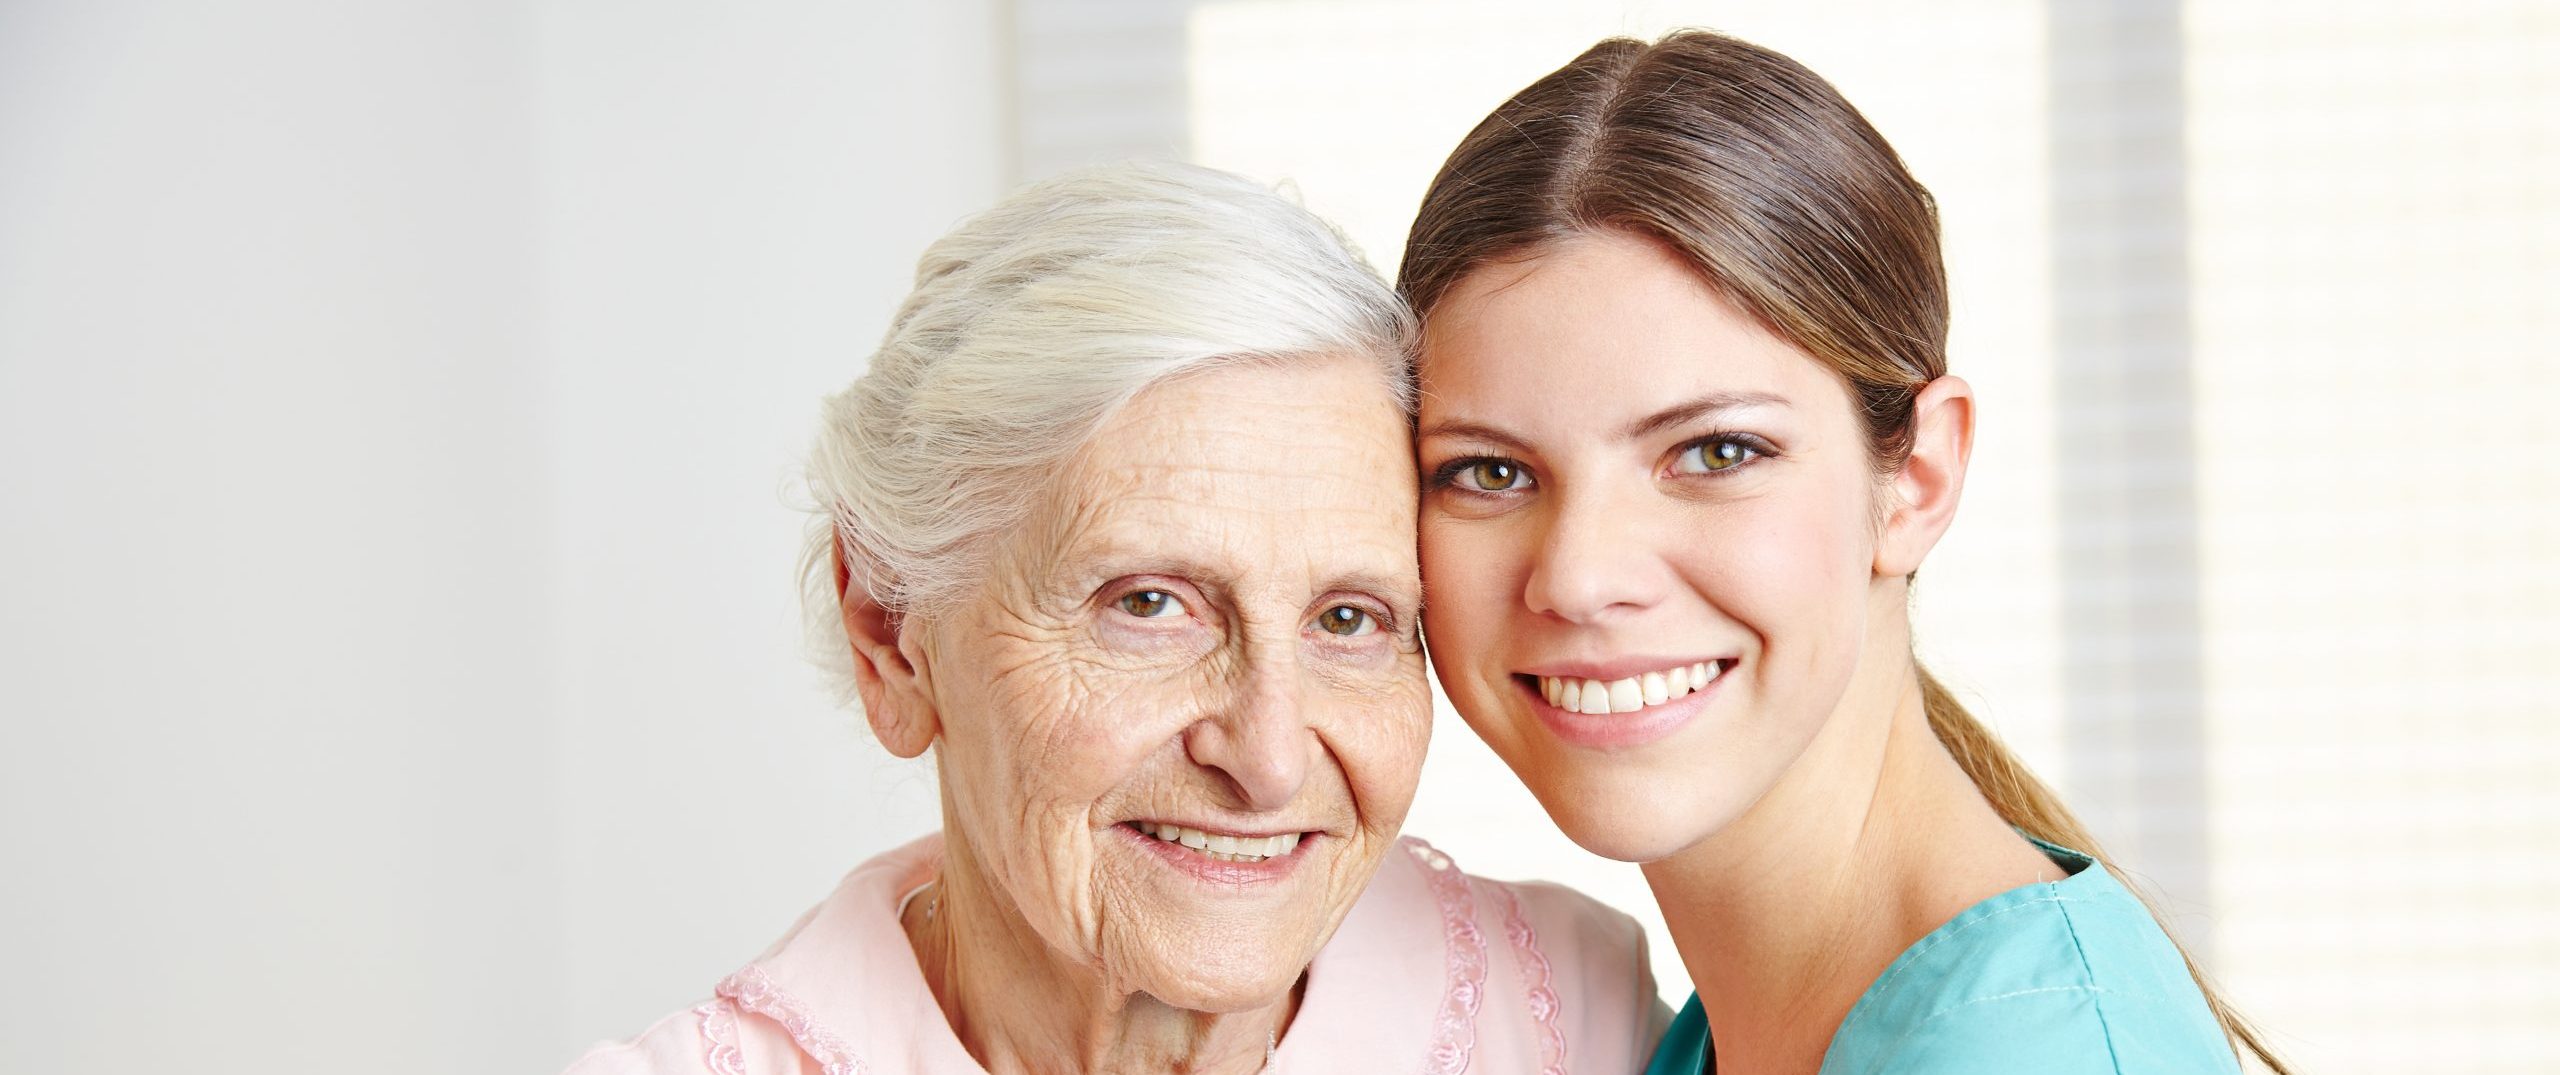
{"left": 1642, "top": 840, "right": 2239, "bottom": 1074}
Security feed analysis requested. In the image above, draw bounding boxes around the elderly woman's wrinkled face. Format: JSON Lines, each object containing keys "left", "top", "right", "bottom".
{"left": 920, "top": 353, "right": 1429, "bottom": 1011}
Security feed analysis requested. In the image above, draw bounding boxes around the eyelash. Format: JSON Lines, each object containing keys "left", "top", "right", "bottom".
{"left": 1114, "top": 588, "right": 1187, "bottom": 619}
{"left": 1312, "top": 601, "right": 1395, "bottom": 639}
{"left": 1670, "top": 431, "right": 1778, "bottom": 475}
{"left": 1428, "top": 457, "right": 1531, "bottom": 494}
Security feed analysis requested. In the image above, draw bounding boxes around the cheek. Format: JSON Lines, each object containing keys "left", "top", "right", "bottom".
{"left": 976, "top": 653, "right": 1210, "bottom": 814}
{"left": 1689, "top": 486, "right": 1878, "bottom": 695}
{"left": 1325, "top": 667, "right": 1435, "bottom": 831}
{"left": 1418, "top": 514, "right": 1526, "bottom": 676}
{"left": 972, "top": 656, "right": 1277, "bottom": 970}
{"left": 943, "top": 646, "right": 1203, "bottom": 905}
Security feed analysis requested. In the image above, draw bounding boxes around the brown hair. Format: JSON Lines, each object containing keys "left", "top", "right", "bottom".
{"left": 1399, "top": 31, "right": 2284, "bottom": 1073}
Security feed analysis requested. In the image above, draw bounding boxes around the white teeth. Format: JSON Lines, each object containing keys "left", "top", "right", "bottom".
{"left": 1132, "top": 822, "right": 1303, "bottom": 862}
{"left": 1537, "top": 660, "right": 1724, "bottom": 717}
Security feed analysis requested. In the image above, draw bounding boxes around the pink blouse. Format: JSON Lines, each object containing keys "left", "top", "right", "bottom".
{"left": 566, "top": 834, "right": 1670, "bottom": 1074}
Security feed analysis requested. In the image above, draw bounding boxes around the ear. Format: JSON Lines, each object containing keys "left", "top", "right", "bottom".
{"left": 1875, "top": 375, "right": 1975, "bottom": 578}
{"left": 834, "top": 532, "right": 940, "bottom": 758}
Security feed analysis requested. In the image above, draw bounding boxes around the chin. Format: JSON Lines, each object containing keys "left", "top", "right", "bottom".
{"left": 1519, "top": 761, "right": 1748, "bottom": 865}
{"left": 1138, "top": 947, "right": 1308, "bottom": 1013}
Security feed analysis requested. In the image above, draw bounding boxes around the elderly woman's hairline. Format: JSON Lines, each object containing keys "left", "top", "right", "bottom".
{"left": 797, "top": 161, "right": 1416, "bottom": 706}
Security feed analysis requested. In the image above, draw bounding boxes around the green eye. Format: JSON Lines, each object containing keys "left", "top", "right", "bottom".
{"left": 1467, "top": 460, "right": 1525, "bottom": 491}
{"left": 1677, "top": 438, "right": 1755, "bottom": 474}
{"left": 1117, "top": 590, "right": 1185, "bottom": 618}
{"left": 1315, "top": 605, "right": 1376, "bottom": 637}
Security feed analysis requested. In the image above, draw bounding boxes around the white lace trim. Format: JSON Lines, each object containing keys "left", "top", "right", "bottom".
{"left": 1495, "top": 882, "right": 1568, "bottom": 1075}
{"left": 693, "top": 999, "right": 746, "bottom": 1075}
{"left": 715, "top": 965, "right": 870, "bottom": 1075}
{"left": 1407, "top": 838, "right": 1488, "bottom": 1075}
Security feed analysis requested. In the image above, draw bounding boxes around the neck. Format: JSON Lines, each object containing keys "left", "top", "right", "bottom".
{"left": 907, "top": 820, "right": 1294, "bottom": 1075}
{"left": 1641, "top": 643, "right": 2063, "bottom": 1074}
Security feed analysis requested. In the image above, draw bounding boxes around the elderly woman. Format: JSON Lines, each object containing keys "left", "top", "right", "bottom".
{"left": 565, "top": 162, "right": 1666, "bottom": 1074}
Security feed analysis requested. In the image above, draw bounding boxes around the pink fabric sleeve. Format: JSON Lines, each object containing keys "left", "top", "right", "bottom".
{"left": 560, "top": 998, "right": 814, "bottom": 1075}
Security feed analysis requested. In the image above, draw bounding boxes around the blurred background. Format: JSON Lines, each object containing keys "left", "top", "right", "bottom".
{"left": 2, "top": 1, "right": 2552, "bottom": 1072}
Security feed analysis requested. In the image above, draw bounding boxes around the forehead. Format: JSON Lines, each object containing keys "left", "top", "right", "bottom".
{"left": 1034, "top": 354, "right": 1418, "bottom": 589}
{"left": 1418, "top": 233, "right": 1847, "bottom": 417}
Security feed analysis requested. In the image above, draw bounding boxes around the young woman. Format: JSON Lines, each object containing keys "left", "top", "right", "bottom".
{"left": 1401, "top": 32, "right": 2286, "bottom": 1074}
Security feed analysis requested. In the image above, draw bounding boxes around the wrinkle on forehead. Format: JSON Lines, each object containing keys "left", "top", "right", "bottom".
{"left": 1001, "top": 357, "right": 1422, "bottom": 615}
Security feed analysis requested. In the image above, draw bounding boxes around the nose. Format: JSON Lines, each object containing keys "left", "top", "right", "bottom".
{"left": 1521, "top": 489, "right": 1669, "bottom": 623}
{"left": 1182, "top": 658, "right": 1313, "bottom": 812}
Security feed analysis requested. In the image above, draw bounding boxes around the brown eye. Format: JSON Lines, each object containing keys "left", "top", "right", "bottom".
{"left": 1117, "top": 590, "right": 1185, "bottom": 619}
{"left": 1466, "top": 460, "right": 1525, "bottom": 491}
{"left": 1675, "top": 438, "right": 1756, "bottom": 474}
{"left": 1315, "top": 605, "right": 1376, "bottom": 637}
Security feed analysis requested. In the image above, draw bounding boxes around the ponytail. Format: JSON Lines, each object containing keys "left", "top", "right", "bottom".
{"left": 1917, "top": 665, "right": 2291, "bottom": 1074}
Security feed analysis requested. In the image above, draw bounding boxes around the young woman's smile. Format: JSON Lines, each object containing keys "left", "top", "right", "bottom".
{"left": 1506, "top": 653, "right": 1737, "bottom": 749}
{"left": 1416, "top": 230, "right": 1891, "bottom": 865}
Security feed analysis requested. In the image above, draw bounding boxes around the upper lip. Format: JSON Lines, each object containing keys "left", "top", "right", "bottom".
{"left": 1126, "top": 818, "right": 1324, "bottom": 839}
{"left": 1515, "top": 655, "right": 1727, "bottom": 680}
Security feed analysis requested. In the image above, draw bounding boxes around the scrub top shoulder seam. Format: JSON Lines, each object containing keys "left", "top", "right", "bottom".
{"left": 1853, "top": 891, "right": 2065, "bottom": 1015}
{"left": 2050, "top": 877, "right": 2126, "bottom": 1074}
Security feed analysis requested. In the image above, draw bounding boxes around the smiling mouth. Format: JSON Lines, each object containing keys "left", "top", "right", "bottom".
{"left": 1519, "top": 659, "right": 1730, "bottom": 716}
{"left": 1125, "top": 820, "right": 1305, "bottom": 863}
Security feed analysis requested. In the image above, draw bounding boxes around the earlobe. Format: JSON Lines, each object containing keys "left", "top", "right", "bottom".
{"left": 1876, "top": 375, "right": 1976, "bottom": 578}
{"left": 834, "top": 533, "right": 939, "bottom": 758}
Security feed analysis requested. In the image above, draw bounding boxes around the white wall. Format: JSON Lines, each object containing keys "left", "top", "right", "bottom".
{"left": 0, "top": 2, "right": 554, "bottom": 1069}
{"left": 2184, "top": 5, "right": 2560, "bottom": 1069}
{"left": 0, "top": 2, "right": 998, "bottom": 1069}
{"left": 533, "top": 0, "right": 1002, "bottom": 1055}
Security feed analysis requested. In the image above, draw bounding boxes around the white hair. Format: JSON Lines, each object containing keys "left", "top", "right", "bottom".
{"left": 799, "top": 160, "right": 1415, "bottom": 699}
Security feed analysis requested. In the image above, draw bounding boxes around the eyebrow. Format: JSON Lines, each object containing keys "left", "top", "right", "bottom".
{"left": 1071, "top": 548, "right": 1237, "bottom": 591}
{"left": 1622, "top": 391, "right": 1790, "bottom": 439}
{"left": 1316, "top": 569, "right": 1424, "bottom": 609}
{"left": 1420, "top": 390, "right": 1790, "bottom": 448}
